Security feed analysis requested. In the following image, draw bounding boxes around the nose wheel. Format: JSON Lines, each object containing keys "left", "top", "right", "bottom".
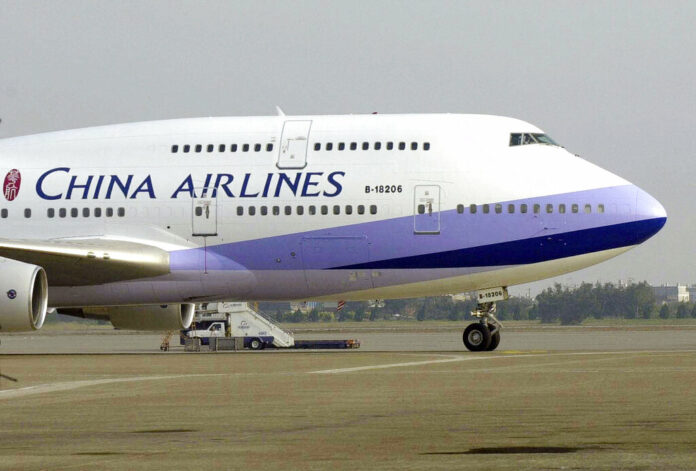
{"left": 463, "top": 302, "right": 502, "bottom": 351}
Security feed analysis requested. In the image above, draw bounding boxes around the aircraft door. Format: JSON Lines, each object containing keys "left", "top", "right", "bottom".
{"left": 414, "top": 185, "right": 441, "bottom": 234}
{"left": 277, "top": 120, "right": 312, "bottom": 169}
{"left": 192, "top": 196, "right": 217, "bottom": 236}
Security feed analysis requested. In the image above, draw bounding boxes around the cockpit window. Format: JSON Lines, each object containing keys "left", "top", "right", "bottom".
{"left": 509, "top": 133, "right": 559, "bottom": 147}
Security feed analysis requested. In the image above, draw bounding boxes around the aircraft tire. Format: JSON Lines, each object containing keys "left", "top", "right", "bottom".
{"left": 463, "top": 323, "right": 491, "bottom": 351}
{"left": 487, "top": 330, "right": 501, "bottom": 351}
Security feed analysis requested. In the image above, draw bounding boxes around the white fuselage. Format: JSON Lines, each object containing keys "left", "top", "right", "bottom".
{"left": 0, "top": 114, "right": 666, "bottom": 307}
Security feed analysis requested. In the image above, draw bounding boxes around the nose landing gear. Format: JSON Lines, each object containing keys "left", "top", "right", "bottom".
{"left": 463, "top": 302, "right": 503, "bottom": 351}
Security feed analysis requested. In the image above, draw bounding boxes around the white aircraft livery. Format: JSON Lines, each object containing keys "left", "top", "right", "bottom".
{"left": 0, "top": 113, "right": 666, "bottom": 350}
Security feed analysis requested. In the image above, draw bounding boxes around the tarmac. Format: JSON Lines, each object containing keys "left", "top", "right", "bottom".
{"left": 1, "top": 325, "right": 696, "bottom": 470}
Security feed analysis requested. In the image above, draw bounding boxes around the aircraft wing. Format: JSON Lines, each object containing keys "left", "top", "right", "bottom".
{"left": 0, "top": 238, "right": 170, "bottom": 286}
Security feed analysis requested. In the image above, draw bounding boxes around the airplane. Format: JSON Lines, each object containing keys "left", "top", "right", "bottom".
{"left": 0, "top": 113, "right": 666, "bottom": 351}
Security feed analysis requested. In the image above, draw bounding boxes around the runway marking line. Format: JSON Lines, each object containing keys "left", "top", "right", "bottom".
{"left": 2, "top": 350, "right": 695, "bottom": 399}
{"left": 0, "top": 373, "right": 226, "bottom": 400}
{"left": 309, "top": 349, "right": 696, "bottom": 374}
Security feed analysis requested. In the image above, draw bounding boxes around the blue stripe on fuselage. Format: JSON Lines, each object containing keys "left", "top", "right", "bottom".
{"left": 335, "top": 217, "right": 666, "bottom": 270}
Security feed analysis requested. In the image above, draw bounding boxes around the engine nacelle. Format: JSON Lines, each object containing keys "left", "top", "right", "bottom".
{"left": 106, "top": 304, "right": 195, "bottom": 331}
{"left": 0, "top": 258, "right": 48, "bottom": 332}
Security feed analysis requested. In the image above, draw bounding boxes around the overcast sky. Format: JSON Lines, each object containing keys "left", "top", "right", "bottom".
{"left": 0, "top": 1, "right": 693, "bottom": 294}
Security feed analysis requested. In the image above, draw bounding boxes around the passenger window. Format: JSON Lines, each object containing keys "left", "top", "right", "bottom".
{"left": 398, "top": 142, "right": 406, "bottom": 150}
{"left": 508, "top": 204, "right": 515, "bottom": 213}
{"left": 370, "top": 205, "right": 377, "bottom": 215}
{"left": 483, "top": 204, "right": 490, "bottom": 214}
{"left": 308, "top": 205, "right": 316, "bottom": 215}
{"left": 411, "top": 142, "right": 418, "bottom": 150}
{"left": 219, "top": 144, "right": 226, "bottom": 152}
{"left": 296, "top": 205, "right": 304, "bottom": 215}
{"left": 95, "top": 208, "right": 102, "bottom": 217}
{"left": 248, "top": 206, "right": 256, "bottom": 216}
{"left": 520, "top": 204, "right": 527, "bottom": 214}
{"left": 273, "top": 206, "right": 280, "bottom": 216}
{"left": 266, "top": 143, "right": 274, "bottom": 152}
{"left": 260, "top": 206, "right": 268, "bottom": 216}
{"left": 59, "top": 208, "right": 67, "bottom": 218}
{"left": 584, "top": 204, "right": 591, "bottom": 214}
{"left": 314, "top": 143, "right": 321, "bottom": 151}
{"left": 457, "top": 204, "right": 464, "bottom": 214}
{"left": 572, "top": 204, "right": 579, "bottom": 213}
{"left": 386, "top": 142, "right": 394, "bottom": 150}
{"left": 598, "top": 204, "right": 605, "bottom": 214}
{"left": 242, "top": 144, "right": 249, "bottom": 152}
{"left": 171, "top": 145, "right": 179, "bottom": 153}
{"left": 374, "top": 142, "right": 381, "bottom": 150}
{"left": 345, "top": 205, "right": 352, "bottom": 215}
{"left": 321, "top": 205, "right": 328, "bottom": 215}
{"left": 1, "top": 209, "right": 7, "bottom": 218}
{"left": 533, "top": 204, "right": 540, "bottom": 214}
{"left": 338, "top": 142, "right": 345, "bottom": 151}
{"left": 418, "top": 204, "right": 425, "bottom": 214}
{"left": 424, "top": 142, "right": 430, "bottom": 151}
{"left": 236, "top": 206, "right": 243, "bottom": 216}
{"left": 195, "top": 145, "right": 202, "bottom": 153}
{"left": 71, "top": 208, "right": 78, "bottom": 218}
{"left": 231, "top": 144, "right": 238, "bottom": 152}
{"left": 183, "top": 145, "right": 190, "bottom": 153}
{"left": 362, "top": 142, "right": 369, "bottom": 150}
{"left": 83, "top": 208, "right": 90, "bottom": 217}
{"left": 254, "top": 143, "right": 261, "bottom": 152}
{"left": 24, "top": 208, "right": 31, "bottom": 218}
{"left": 495, "top": 204, "right": 502, "bottom": 214}
{"left": 559, "top": 204, "right": 566, "bottom": 214}
{"left": 284, "top": 205, "right": 292, "bottom": 215}
{"left": 326, "top": 143, "right": 333, "bottom": 151}
{"left": 469, "top": 204, "right": 477, "bottom": 214}
{"left": 546, "top": 204, "right": 553, "bottom": 214}
{"left": 207, "top": 144, "right": 214, "bottom": 153}
{"left": 195, "top": 207, "right": 202, "bottom": 217}
{"left": 357, "top": 205, "right": 365, "bottom": 215}
{"left": 117, "top": 208, "right": 125, "bottom": 217}
{"left": 47, "top": 208, "right": 55, "bottom": 218}
{"left": 333, "top": 205, "right": 340, "bottom": 215}
{"left": 350, "top": 142, "right": 357, "bottom": 150}
{"left": 106, "top": 208, "right": 114, "bottom": 217}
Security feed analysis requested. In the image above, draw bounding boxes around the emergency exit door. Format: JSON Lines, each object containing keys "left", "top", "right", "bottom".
{"left": 413, "top": 185, "right": 440, "bottom": 234}
{"left": 192, "top": 197, "right": 217, "bottom": 236}
{"left": 277, "top": 120, "right": 312, "bottom": 169}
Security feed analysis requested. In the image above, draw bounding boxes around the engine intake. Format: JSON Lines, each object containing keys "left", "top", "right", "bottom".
{"left": 0, "top": 258, "right": 48, "bottom": 332}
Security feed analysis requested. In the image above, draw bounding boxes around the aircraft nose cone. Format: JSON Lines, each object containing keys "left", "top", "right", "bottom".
{"left": 634, "top": 186, "right": 667, "bottom": 240}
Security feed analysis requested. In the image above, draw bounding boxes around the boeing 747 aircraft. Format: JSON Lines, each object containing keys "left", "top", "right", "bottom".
{"left": 0, "top": 113, "right": 666, "bottom": 350}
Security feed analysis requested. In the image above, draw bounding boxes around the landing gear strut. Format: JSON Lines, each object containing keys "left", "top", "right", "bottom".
{"left": 463, "top": 302, "right": 503, "bottom": 351}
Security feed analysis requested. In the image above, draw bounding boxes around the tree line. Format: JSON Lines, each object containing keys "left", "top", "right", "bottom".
{"left": 262, "top": 281, "right": 696, "bottom": 325}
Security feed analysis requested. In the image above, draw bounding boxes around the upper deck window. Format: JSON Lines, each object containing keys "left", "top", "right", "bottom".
{"left": 509, "top": 133, "right": 559, "bottom": 147}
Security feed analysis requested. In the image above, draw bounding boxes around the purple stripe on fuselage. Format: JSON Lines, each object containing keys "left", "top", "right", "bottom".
{"left": 170, "top": 185, "right": 640, "bottom": 271}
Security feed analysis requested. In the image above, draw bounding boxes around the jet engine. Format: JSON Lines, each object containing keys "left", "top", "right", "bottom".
{"left": 0, "top": 258, "right": 49, "bottom": 332}
{"left": 104, "top": 304, "right": 195, "bottom": 331}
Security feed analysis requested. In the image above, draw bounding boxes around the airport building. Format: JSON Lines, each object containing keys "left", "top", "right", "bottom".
{"left": 688, "top": 286, "right": 696, "bottom": 303}
{"left": 652, "top": 284, "right": 690, "bottom": 303}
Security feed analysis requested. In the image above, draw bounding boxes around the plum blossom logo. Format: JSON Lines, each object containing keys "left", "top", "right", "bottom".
{"left": 3, "top": 169, "right": 21, "bottom": 201}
